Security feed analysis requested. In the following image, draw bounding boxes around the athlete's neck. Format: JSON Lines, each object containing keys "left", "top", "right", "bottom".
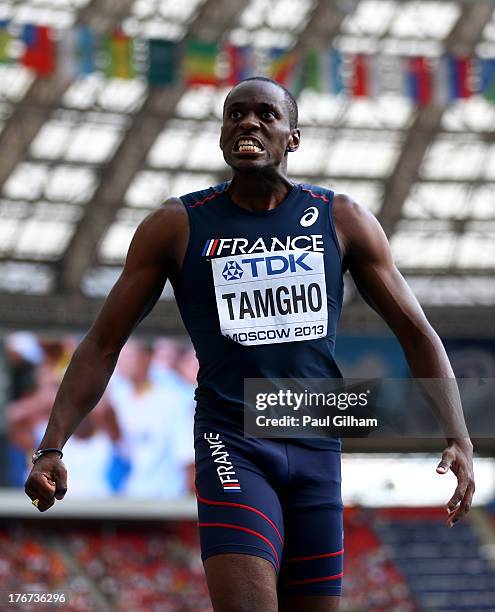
{"left": 227, "top": 172, "right": 293, "bottom": 212}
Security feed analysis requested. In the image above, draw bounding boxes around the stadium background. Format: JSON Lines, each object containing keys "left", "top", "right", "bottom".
{"left": 0, "top": 0, "right": 494, "bottom": 610}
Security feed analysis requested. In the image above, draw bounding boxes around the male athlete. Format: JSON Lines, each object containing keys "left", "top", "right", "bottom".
{"left": 25, "top": 77, "right": 475, "bottom": 611}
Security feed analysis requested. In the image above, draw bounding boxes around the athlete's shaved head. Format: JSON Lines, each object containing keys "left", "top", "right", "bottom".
{"left": 224, "top": 76, "right": 298, "bottom": 129}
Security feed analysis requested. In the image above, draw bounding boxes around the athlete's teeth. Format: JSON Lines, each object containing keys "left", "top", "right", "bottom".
{"left": 238, "top": 143, "right": 262, "bottom": 152}
{"left": 237, "top": 139, "right": 262, "bottom": 152}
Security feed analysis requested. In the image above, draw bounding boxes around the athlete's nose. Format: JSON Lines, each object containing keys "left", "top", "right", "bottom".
{"left": 239, "top": 112, "right": 260, "bottom": 130}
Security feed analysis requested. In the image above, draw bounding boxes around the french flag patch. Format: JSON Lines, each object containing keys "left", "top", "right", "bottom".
{"left": 202, "top": 238, "right": 220, "bottom": 257}
{"left": 223, "top": 482, "right": 242, "bottom": 493}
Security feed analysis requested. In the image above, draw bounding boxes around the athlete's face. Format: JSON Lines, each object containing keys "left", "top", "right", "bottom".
{"left": 220, "top": 81, "right": 300, "bottom": 173}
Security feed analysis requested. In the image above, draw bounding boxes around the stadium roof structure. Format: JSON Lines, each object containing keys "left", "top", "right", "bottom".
{"left": 0, "top": 0, "right": 494, "bottom": 334}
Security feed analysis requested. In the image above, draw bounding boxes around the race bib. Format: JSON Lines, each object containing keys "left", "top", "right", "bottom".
{"left": 211, "top": 249, "right": 328, "bottom": 346}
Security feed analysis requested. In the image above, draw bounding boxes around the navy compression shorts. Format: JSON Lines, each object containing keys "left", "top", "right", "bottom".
{"left": 194, "top": 425, "right": 344, "bottom": 596}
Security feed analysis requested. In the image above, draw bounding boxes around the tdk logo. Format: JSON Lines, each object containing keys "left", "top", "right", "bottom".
{"left": 223, "top": 253, "right": 312, "bottom": 280}
{"left": 222, "top": 261, "right": 243, "bottom": 281}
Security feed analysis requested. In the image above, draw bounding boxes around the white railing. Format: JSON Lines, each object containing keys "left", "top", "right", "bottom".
{"left": 0, "top": 489, "right": 198, "bottom": 519}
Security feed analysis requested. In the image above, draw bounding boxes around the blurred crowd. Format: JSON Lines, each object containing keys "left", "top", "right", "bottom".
{"left": 66, "top": 522, "right": 210, "bottom": 611}
{"left": 0, "top": 513, "right": 423, "bottom": 612}
{"left": 341, "top": 508, "right": 418, "bottom": 612}
{"left": 0, "top": 521, "right": 210, "bottom": 612}
{"left": 0, "top": 526, "right": 96, "bottom": 611}
{"left": 4, "top": 332, "right": 198, "bottom": 499}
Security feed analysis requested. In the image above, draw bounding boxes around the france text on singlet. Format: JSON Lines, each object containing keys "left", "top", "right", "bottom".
{"left": 175, "top": 182, "right": 344, "bottom": 450}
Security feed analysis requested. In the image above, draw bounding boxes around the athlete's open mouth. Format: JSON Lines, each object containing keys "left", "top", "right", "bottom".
{"left": 233, "top": 136, "right": 264, "bottom": 153}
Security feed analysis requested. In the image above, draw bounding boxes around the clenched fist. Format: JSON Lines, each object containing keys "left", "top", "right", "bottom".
{"left": 25, "top": 453, "right": 67, "bottom": 512}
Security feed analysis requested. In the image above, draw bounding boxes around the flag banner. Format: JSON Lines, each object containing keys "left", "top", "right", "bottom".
{"left": 366, "top": 54, "right": 381, "bottom": 98}
{"left": 300, "top": 50, "right": 323, "bottom": 92}
{"left": 58, "top": 26, "right": 95, "bottom": 78}
{"left": 469, "top": 56, "right": 482, "bottom": 98}
{"left": 433, "top": 54, "right": 452, "bottom": 105}
{"left": 480, "top": 57, "right": 495, "bottom": 102}
{"left": 184, "top": 40, "right": 219, "bottom": 86}
{"left": 375, "top": 54, "right": 407, "bottom": 97}
{"left": 268, "top": 47, "right": 299, "bottom": 86}
{"left": 223, "top": 43, "right": 254, "bottom": 85}
{"left": 446, "top": 55, "right": 473, "bottom": 99}
{"left": 147, "top": 39, "right": 177, "bottom": 85}
{"left": 106, "top": 30, "right": 134, "bottom": 79}
{"left": 349, "top": 53, "right": 369, "bottom": 97}
{"left": 6, "top": 21, "right": 495, "bottom": 107}
{"left": 0, "top": 20, "right": 12, "bottom": 64}
{"left": 329, "top": 49, "right": 345, "bottom": 94}
{"left": 79, "top": 26, "right": 96, "bottom": 75}
{"left": 251, "top": 46, "right": 272, "bottom": 78}
{"left": 297, "top": 49, "right": 343, "bottom": 95}
{"left": 406, "top": 56, "right": 433, "bottom": 106}
{"left": 21, "top": 24, "right": 56, "bottom": 75}
{"left": 288, "top": 57, "right": 306, "bottom": 97}
{"left": 57, "top": 26, "right": 78, "bottom": 78}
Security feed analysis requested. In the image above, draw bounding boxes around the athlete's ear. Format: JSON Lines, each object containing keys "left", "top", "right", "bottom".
{"left": 286, "top": 129, "right": 300, "bottom": 153}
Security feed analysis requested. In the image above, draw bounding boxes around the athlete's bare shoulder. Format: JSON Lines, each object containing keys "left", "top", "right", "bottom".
{"left": 149, "top": 196, "right": 188, "bottom": 237}
{"left": 126, "top": 196, "right": 189, "bottom": 281}
{"left": 332, "top": 192, "right": 376, "bottom": 238}
{"left": 332, "top": 192, "right": 387, "bottom": 265}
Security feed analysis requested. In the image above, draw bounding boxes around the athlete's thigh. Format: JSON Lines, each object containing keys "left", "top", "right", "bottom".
{"left": 278, "top": 446, "right": 344, "bottom": 605}
{"left": 195, "top": 428, "right": 286, "bottom": 607}
{"left": 204, "top": 553, "right": 277, "bottom": 612}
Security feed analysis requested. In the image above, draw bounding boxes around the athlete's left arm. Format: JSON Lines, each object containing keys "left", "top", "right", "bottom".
{"left": 333, "top": 194, "right": 475, "bottom": 527}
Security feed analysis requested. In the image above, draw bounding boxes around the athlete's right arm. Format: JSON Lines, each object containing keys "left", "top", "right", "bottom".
{"left": 24, "top": 199, "right": 188, "bottom": 511}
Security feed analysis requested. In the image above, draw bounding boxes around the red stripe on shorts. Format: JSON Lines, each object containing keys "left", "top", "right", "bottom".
{"left": 196, "top": 493, "right": 283, "bottom": 547}
{"left": 284, "top": 571, "right": 344, "bottom": 586}
{"left": 287, "top": 549, "right": 344, "bottom": 562}
{"left": 198, "top": 522, "right": 280, "bottom": 568}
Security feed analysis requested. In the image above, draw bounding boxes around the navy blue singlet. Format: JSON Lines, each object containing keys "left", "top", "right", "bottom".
{"left": 175, "top": 181, "right": 344, "bottom": 450}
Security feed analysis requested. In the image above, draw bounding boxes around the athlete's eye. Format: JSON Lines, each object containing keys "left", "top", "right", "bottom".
{"left": 230, "top": 110, "right": 242, "bottom": 120}
{"left": 262, "top": 111, "right": 276, "bottom": 120}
